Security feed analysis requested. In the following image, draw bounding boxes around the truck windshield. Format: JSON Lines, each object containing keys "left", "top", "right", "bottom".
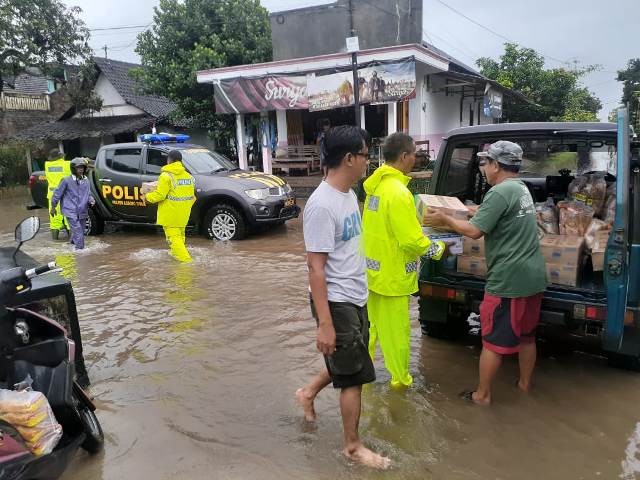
{"left": 181, "top": 148, "right": 237, "bottom": 174}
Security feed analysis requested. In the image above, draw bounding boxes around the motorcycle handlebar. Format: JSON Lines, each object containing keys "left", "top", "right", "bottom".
{"left": 26, "top": 262, "right": 57, "bottom": 279}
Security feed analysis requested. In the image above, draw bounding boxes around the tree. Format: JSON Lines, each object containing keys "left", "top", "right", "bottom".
{"left": 134, "top": 0, "right": 272, "bottom": 151}
{"left": 65, "top": 61, "right": 103, "bottom": 117}
{"left": 0, "top": 0, "right": 92, "bottom": 93}
{"left": 616, "top": 58, "right": 640, "bottom": 129}
{"left": 476, "top": 43, "right": 602, "bottom": 122}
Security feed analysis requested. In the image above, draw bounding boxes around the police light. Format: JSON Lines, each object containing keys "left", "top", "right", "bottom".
{"left": 140, "top": 133, "right": 191, "bottom": 144}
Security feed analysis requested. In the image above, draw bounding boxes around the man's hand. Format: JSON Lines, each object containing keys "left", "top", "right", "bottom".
{"left": 466, "top": 204, "right": 479, "bottom": 215}
{"left": 140, "top": 193, "right": 146, "bottom": 201}
{"left": 424, "top": 207, "right": 451, "bottom": 229}
{"left": 50, "top": 209, "right": 56, "bottom": 217}
{"left": 89, "top": 199, "right": 95, "bottom": 207}
{"left": 316, "top": 323, "right": 336, "bottom": 356}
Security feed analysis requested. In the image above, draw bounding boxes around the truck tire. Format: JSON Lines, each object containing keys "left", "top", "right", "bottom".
{"left": 85, "top": 208, "right": 105, "bottom": 236}
{"left": 204, "top": 204, "right": 247, "bottom": 241}
{"left": 607, "top": 352, "right": 640, "bottom": 372}
{"left": 77, "top": 406, "right": 104, "bottom": 454}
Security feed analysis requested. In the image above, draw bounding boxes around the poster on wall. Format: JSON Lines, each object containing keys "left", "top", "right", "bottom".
{"left": 306, "top": 59, "right": 416, "bottom": 112}
{"left": 214, "top": 75, "right": 308, "bottom": 114}
{"left": 483, "top": 87, "right": 503, "bottom": 119}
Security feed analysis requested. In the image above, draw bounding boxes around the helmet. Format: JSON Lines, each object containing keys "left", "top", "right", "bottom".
{"left": 70, "top": 157, "right": 89, "bottom": 168}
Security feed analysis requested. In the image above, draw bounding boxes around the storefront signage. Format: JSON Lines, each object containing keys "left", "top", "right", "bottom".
{"left": 214, "top": 75, "right": 308, "bottom": 114}
{"left": 306, "top": 59, "right": 416, "bottom": 112}
{"left": 483, "top": 87, "right": 503, "bottom": 119}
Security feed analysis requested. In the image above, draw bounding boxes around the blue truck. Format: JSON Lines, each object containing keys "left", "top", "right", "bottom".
{"left": 419, "top": 108, "right": 640, "bottom": 369}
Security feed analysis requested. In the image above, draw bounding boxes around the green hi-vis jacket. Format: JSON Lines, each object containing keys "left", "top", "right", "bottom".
{"left": 362, "top": 163, "right": 444, "bottom": 296}
{"left": 145, "top": 161, "right": 196, "bottom": 227}
{"left": 45, "top": 157, "right": 71, "bottom": 199}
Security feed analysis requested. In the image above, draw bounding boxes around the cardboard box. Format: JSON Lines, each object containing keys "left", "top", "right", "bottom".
{"left": 141, "top": 181, "right": 158, "bottom": 194}
{"left": 546, "top": 263, "right": 579, "bottom": 287}
{"left": 463, "top": 236, "right": 485, "bottom": 256}
{"left": 457, "top": 254, "right": 487, "bottom": 277}
{"left": 539, "top": 235, "right": 584, "bottom": 267}
{"left": 591, "top": 229, "right": 610, "bottom": 272}
{"left": 422, "top": 227, "right": 463, "bottom": 255}
{"left": 416, "top": 194, "right": 469, "bottom": 226}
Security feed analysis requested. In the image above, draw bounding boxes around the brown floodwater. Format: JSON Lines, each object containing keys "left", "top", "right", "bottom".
{"left": 1, "top": 193, "right": 640, "bottom": 480}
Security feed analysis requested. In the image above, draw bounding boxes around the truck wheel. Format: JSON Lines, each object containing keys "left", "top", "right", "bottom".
{"left": 204, "top": 205, "right": 247, "bottom": 241}
{"left": 78, "top": 407, "right": 104, "bottom": 454}
{"left": 421, "top": 314, "right": 469, "bottom": 340}
{"left": 607, "top": 352, "right": 640, "bottom": 372}
{"left": 85, "top": 208, "right": 104, "bottom": 236}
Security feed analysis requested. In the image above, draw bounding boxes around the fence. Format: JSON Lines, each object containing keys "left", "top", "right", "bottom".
{"left": 0, "top": 92, "right": 50, "bottom": 111}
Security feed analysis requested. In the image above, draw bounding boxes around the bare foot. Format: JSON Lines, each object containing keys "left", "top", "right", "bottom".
{"left": 295, "top": 388, "right": 316, "bottom": 422}
{"left": 471, "top": 391, "right": 491, "bottom": 406}
{"left": 517, "top": 379, "right": 530, "bottom": 393}
{"left": 344, "top": 444, "right": 391, "bottom": 470}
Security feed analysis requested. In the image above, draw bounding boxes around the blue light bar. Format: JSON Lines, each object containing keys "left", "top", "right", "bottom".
{"left": 140, "top": 133, "right": 191, "bottom": 144}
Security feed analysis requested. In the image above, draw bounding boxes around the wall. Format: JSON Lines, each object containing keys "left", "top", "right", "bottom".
{"left": 79, "top": 73, "right": 145, "bottom": 118}
{"left": 270, "top": 0, "right": 423, "bottom": 61}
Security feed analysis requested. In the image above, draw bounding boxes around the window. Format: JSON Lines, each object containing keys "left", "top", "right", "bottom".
{"left": 180, "top": 148, "right": 236, "bottom": 174}
{"left": 444, "top": 147, "right": 476, "bottom": 196}
{"left": 105, "top": 148, "right": 142, "bottom": 173}
{"left": 145, "top": 149, "right": 168, "bottom": 175}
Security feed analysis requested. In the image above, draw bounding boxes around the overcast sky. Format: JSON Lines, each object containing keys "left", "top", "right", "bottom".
{"left": 63, "top": 0, "right": 637, "bottom": 121}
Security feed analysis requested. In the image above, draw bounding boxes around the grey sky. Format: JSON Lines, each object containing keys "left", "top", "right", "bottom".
{"left": 64, "top": 0, "right": 636, "bottom": 120}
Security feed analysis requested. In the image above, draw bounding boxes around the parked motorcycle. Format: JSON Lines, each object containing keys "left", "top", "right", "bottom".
{"left": 0, "top": 217, "right": 103, "bottom": 480}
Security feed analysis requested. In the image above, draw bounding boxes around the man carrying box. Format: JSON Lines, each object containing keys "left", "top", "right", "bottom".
{"left": 362, "top": 133, "right": 447, "bottom": 388}
{"left": 427, "top": 141, "right": 546, "bottom": 405}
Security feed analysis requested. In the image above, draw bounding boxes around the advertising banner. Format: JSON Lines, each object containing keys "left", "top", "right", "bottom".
{"left": 307, "top": 59, "right": 416, "bottom": 112}
{"left": 214, "top": 75, "right": 308, "bottom": 114}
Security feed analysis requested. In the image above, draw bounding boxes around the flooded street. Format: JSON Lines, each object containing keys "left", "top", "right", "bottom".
{"left": 2, "top": 193, "right": 640, "bottom": 480}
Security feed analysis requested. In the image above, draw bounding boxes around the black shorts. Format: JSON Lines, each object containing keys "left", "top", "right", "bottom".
{"left": 310, "top": 297, "right": 376, "bottom": 389}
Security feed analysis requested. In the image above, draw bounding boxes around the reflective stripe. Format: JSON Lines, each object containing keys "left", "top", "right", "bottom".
{"left": 405, "top": 261, "right": 418, "bottom": 273}
{"left": 366, "top": 258, "right": 381, "bottom": 271}
{"left": 47, "top": 166, "right": 64, "bottom": 172}
{"left": 167, "top": 195, "right": 195, "bottom": 201}
{"left": 367, "top": 195, "right": 380, "bottom": 211}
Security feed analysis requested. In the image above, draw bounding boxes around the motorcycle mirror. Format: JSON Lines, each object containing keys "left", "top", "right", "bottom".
{"left": 15, "top": 216, "right": 40, "bottom": 244}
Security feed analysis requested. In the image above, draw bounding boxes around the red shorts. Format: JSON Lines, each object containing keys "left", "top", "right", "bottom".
{"left": 479, "top": 292, "right": 543, "bottom": 355}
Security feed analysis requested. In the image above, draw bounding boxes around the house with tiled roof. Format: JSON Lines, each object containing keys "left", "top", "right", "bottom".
{"left": 15, "top": 57, "right": 211, "bottom": 168}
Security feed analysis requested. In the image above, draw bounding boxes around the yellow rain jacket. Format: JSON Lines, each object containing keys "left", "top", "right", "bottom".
{"left": 362, "top": 163, "right": 444, "bottom": 296}
{"left": 145, "top": 161, "right": 195, "bottom": 227}
{"left": 45, "top": 157, "right": 71, "bottom": 200}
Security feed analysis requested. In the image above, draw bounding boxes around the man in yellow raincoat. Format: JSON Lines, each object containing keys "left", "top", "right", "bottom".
{"left": 143, "top": 150, "right": 195, "bottom": 262}
{"left": 362, "top": 133, "right": 446, "bottom": 388}
{"left": 45, "top": 149, "right": 71, "bottom": 239}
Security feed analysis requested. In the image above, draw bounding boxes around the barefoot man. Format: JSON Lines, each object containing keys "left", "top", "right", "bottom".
{"left": 296, "top": 126, "right": 390, "bottom": 469}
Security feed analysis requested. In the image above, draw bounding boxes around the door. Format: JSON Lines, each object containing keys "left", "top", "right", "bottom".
{"left": 96, "top": 147, "right": 146, "bottom": 219}
{"left": 140, "top": 147, "right": 167, "bottom": 218}
{"left": 604, "top": 107, "right": 631, "bottom": 352}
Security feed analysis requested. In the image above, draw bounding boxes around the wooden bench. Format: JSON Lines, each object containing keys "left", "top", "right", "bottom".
{"left": 272, "top": 145, "right": 321, "bottom": 176}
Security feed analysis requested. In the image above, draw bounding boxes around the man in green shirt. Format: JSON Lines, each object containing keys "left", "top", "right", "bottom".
{"left": 427, "top": 141, "right": 547, "bottom": 406}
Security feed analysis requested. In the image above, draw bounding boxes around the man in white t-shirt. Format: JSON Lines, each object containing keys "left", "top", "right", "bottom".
{"left": 295, "top": 126, "right": 390, "bottom": 470}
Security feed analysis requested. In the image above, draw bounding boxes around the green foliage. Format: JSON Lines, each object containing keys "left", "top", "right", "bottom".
{"left": 134, "top": 0, "right": 272, "bottom": 152}
{"left": 0, "top": 143, "right": 28, "bottom": 186}
{"left": 477, "top": 43, "right": 602, "bottom": 122}
{"left": 0, "top": 0, "right": 91, "bottom": 92}
{"left": 616, "top": 58, "right": 640, "bottom": 128}
{"left": 66, "top": 60, "right": 104, "bottom": 116}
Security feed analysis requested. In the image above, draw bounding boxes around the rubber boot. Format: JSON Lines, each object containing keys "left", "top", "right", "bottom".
{"left": 51, "top": 229, "right": 60, "bottom": 240}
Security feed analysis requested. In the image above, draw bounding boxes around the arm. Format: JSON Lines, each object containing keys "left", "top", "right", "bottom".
{"left": 144, "top": 173, "right": 171, "bottom": 204}
{"left": 307, "top": 252, "right": 335, "bottom": 355}
{"left": 434, "top": 213, "right": 484, "bottom": 240}
{"left": 50, "top": 178, "right": 68, "bottom": 211}
{"left": 389, "top": 190, "right": 445, "bottom": 260}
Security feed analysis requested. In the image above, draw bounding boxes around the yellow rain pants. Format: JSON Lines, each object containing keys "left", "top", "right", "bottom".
{"left": 368, "top": 291, "right": 413, "bottom": 388}
{"left": 164, "top": 227, "right": 192, "bottom": 263}
{"left": 45, "top": 157, "right": 71, "bottom": 231}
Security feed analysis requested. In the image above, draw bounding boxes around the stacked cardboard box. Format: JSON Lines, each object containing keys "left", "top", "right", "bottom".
{"left": 422, "top": 227, "right": 463, "bottom": 255}
{"left": 415, "top": 194, "right": 469, "bottom": 226}
{"left": 591, "top": 230, "right": 610, "bottom": 271}
{"left": 540, "top": 234, "right": 584, "bottom": 287}
{"left": 457, "top": 236, "right": 486, "bottom": 277}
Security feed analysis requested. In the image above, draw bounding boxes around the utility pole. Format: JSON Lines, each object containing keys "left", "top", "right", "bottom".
{"left": 103, "top": 45, "right": 108, "bottom": 59}
{"left": 348, "top": 0, "right": 361, "bottom": 128}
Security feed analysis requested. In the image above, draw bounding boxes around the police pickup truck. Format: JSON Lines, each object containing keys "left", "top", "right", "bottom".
{"left": 28, "top": 136, "right": 300, "bottom": 240}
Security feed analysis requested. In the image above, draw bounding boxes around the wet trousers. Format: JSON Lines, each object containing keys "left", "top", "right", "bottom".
{"left": 163, "top": 227, "right": 192, "bottom": 263}
{"left": 65, "top": 215, "right": 86, "bottom": 249}
{"left": 48, "top": 196, "right": 68, "bottom": 231}
{"left": 367, "top": 291, "right": 413, "bottom": 388}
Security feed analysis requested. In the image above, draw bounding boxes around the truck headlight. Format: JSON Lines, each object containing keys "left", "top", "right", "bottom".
{"left": 245, "top": 188, "right": 270, "bottom": 200}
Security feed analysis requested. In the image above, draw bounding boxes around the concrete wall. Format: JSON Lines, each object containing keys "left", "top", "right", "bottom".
{"left": 270, "top": 0, "right": 423, "bottom": 61}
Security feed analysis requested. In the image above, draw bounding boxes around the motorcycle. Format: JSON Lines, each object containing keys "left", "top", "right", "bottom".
{"left": 0, "top": 217, "right": 103, "bottom": 480}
